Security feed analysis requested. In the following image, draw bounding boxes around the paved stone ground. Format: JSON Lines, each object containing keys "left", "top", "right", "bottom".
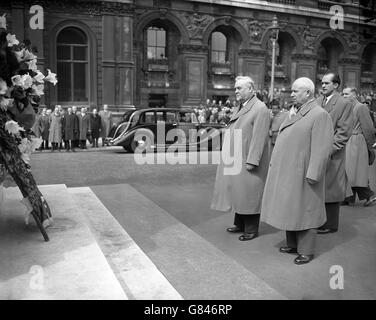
{"left": 8, "top": 148, "right": 376, "bottom": 299}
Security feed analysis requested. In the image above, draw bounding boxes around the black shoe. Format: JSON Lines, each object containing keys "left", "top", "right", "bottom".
{"left": 364, "top": 195, "right": 376, "bottom": 207}
{"left": 340, "top": 201, "right": 350, "bottom": 206}
{"left": 226, "top": 226, "right": 243, "bottom": 233}
{"left": 279, "top": 246, "right": 298, "bottom": 254}
{"left": 239, "top": 232, "right": 258, "bottom": 241}
{"left": 317, "top": 228, "right": 337, "bottom": 234}
{"left": 294, "top": 254, "right": 314, "bottom": 265}
{"left": 72, "top": 148, "right": 76, "bottom": 152}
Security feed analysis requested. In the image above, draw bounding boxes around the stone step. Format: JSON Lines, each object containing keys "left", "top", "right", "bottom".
{"left": 90, "top": 183, "right": 287, "bottom": 300}
{"left": 0, "top": 184, "right": 127, "bottom": 300}
{"left": 68, "top": 187, "right": 182, "bottom": 300}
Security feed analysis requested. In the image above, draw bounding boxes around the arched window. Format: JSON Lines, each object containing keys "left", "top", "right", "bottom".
{"left": 147, "top": 27, "right": 166, "bottom": 59}
{"left": 56, "top": 27, "right": 88, "bottom": 102}
{"left": 211, "top": 32, "right": 227, "bottom": 63}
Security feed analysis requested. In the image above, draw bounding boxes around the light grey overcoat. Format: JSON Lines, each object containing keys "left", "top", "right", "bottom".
{"left": 211, "top": 95, "right": 270, "bottom": 215}
{"left": 261, "top": 101, "right": 334, "bottom": 230}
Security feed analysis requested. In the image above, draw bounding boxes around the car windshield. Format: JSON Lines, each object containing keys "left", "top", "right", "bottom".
{"left": 122, "top": 110, "right": 135, "bottom": 122}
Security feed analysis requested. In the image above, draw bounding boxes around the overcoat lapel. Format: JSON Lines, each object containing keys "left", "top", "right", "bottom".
{"left": 323, "top": 92, "right": 340, "bottom": 114}
{"left": 229, "top": 96, "right": 257, "bottom": 122}
{"left": 279, "top": 101, "right": 317, "bottom": 132}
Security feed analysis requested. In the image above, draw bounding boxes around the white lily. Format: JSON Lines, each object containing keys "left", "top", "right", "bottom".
{"left": 33, "top": 71, "right": 45, "bottom": 83}
{"left": 44, "top": 69, "right": 58, "bottom": 85}
{"left": 0, "top": 78, "right": 7, "bottom": 95}
{"left": 27, "top": 58, "right": 38, "bottom": 71}
{"left": 0, "top": 14, "right": 6, "bottom": 30}
{"left": 6, "top": 33, "right": 19, "bottom": 47}
{"left": 21, "top": 74, "right": 33, "bottom": 89}
{"left": 11, "top": 75, "right": 23, "bottom": 87}
{"left": 5, "top": 120, "right": 25, "bottom": 135}
{"left": 32, "top": 83, "right": 44, "bottom": 96}
{"left": 23, "top": 49, "right": 37, "bottom": 62}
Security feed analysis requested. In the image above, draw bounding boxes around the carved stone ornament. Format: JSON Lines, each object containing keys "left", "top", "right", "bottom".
{"left": 48, "top": 1, "right": 134, "bottom": 16}
{"left": 176, "top": 12, "right": 214, "bottom": 39}
{"left": 177, "top": 44, "right": 208, "bottom": 53}
{"left": 241, "top": 19, "right": 270, "bottom": 44}
{"left": 291, "top": 53, "right": 317, "bottom": 61}
{"left": 238, "top": 48, "right": 267, "bottom": 57}
{"left": 297, "top": 25, "right": 317, "bottom": 51}
{"left": 344, "top": 32, "right": 361, "bottom": 52}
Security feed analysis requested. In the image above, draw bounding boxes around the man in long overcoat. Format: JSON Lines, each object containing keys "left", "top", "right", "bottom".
{"left": 211, "top": 76, "right": 271, "bottom": 241}
{"left": 40, "top": 108, "right": 50, "bottom": 150}
{"left": 48, "top": 106, "right": 63, "bottom": 151}
{"left": 79, "top": 107, "right": 91, "bottom": 149}
{"left": 72, "top": 106, "right": 80, "bottom": 148}
{"left": 261, "top": 77, "right": 334, "bottom": 265}
{"left": 343, "top": 87, "right": 376, "bottom": 206}
{"left": 99, "top": 104, "right": 113, "bottom": 146}
{"left": 316, "top": 72, "right": 353, "bottom": 234}
{"left": 63, "top": 107, "right": 79, "bottom": 152}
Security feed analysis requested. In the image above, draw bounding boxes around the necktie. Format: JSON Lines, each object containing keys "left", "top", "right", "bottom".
{"left": 322, "top": 97, "right": 327, "bottom": 107}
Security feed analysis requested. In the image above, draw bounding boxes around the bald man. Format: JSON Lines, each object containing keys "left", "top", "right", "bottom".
{"left": 261, "top": 77, "right": 334, "bottom": 264}
{"left": 211, "top": 76, "right": 271, "bottom": 241}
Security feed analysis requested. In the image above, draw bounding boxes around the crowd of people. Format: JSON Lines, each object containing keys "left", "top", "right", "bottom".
{"left": 32, "top": 104, "right": 113, "bottom": 152}
{"left": 211, "top": 72, "right": 376, "bottom": 265}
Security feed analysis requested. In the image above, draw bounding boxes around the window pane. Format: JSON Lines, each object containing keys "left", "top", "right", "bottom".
{"left": 212, "top": 32, "right": 226, "bottom": 51}
{"left": 156, "top": 47, "right": 165, "bottom": 59}
{"left": 57, "top": 45, "right": 71, "bottom": 60}
{"left": 73, "top": 46, "right": 87, "bottom": 61}
{"left": 147, "top": 29, "right": 156, "bottom": 46}
{"left": 147, "top": 47, "right": 156, "bottom": 59}
{"left": 57, "top": 62, "right": 71, "bottom": 101}
{"left": 157, "top": 30, "right": 165, "bottom": 46}
{"left": 57, "top": 27, "right": 87, "bottom": 44}
{"left": 140, "top": 112, "right": 155, "bottom": 124}
{"left": 156, "top": 111, "right": 165, "bottom": 122}
{"left": 73, "top": 63, "right": 88, "bottom": 101}
{"left": 166, "top": 112, "right": 176, "bottom": 123}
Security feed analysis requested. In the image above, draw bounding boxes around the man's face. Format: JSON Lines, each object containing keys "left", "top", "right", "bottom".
{"left": 291, "top": 83, "right": 309, "bottom": 105}
{"left": 234, "top": 79, "right": 253, "bottom": 102}
{"left": 42, "top": 108, "right": 46, "bottom": 114}
{"left": 81, "top": 108, "right": 85, "bottom": 113}
{"left": 342, "top": 88, "right": 354, "bottom": 99}
{"left": 272, "top": 105, "right": 279, "bottom": 115}
{"left": 67, "top": 108, "right": 72, "bottom": 114}
{"left": 72, "top": 107, "right": 77, "bottom": 113}
{"left": 104, "top": 105, "right": 108, "bottom": 111}
{"left": 93, "top": 109, "right": 97, "bottom": 115}
{"left": 321, "top": 74, "right": 338, "bottom": 96}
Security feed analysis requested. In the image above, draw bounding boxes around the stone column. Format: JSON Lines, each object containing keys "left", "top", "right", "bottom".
{"left": 291, "top": 53, "right": 318, "bottom": 83}
{"left": 178, "top": 44, "right": 208, "bottom": 106}
{"left": 238, "top": 49, "right": 267, "bottom": 90}
{"left": 339, "top": 58, "right": 362, "bottom": 90}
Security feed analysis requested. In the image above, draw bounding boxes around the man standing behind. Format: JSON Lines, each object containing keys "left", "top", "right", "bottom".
{"left": 316, "top": 72, "right": 353, "bottom": 234}
{"left": 72, "top": 106, "right": 80, "bottom": 149}
{"left": 211, "top": 76, "right": 270, "bottom": 241}
{"left": 261, "top": 77, "right": 334, "bottom": 265}
{"left": 63, "top": 107, "right": 79, "bottom": 152}
{"left": 79, "top": 107, "right": 91, "bottom": 149}
{"left": 343, "top": 87, "right": 376, "bottom": 206}
{"left": 99, "top": 104, "right": 113, "bottom": 147}
{"left": 40, "top": 108, "right": 50, "bottom": 150}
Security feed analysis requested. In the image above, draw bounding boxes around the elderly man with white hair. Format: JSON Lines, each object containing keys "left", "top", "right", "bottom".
{"left": 211, "top": 75, "right": 271, "bottom": 241}
{"left": 261, "top": 77, "right": 334, "bottom": 265}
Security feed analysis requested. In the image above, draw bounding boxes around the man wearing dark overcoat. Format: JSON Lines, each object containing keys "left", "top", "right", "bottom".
{"left": 261, "top": 77, "right": 334, "bottom": 264}
{"left": 343, "top": 87, "right": 376, "bottom": 206}
{"left": 78, "top": 107, "right": 91, "bottom": 149}
{"left": 316, "top": 72, "right": 353, "bottom": 234}
{"left": 211, "top": 76, "right": 271, "bottom": 241}
{"left": 63, "top": 107, "right": 79, "bottom": 152}
{"left": 39, "top": 107, "right": 50, "bottom": 150}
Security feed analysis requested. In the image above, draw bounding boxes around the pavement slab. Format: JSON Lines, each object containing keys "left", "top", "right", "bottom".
{"left": 0, "top": 184, "right": 127, "bottom": 300}
{"left": 90, "top": 183, "right": 286, "bottom": 300}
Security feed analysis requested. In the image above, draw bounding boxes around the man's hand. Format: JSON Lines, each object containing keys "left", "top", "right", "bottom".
{"left": 307, "top": 178, "right": 318, "bottom": 184}
{"left": 246, "top": 164, "right": 257, "bottom": 172}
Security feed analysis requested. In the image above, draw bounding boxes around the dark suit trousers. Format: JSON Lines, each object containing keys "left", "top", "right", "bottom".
{"left": 322, "top": 202, "right": 339, "bottom": 230}
{"left": 234, "top": 213, "right": 260, "bottom": 234}
{"left": 346, "top": 187, "right": 374, "bottom": 202}
{"left": 286, "top": 229, "right": 316, "bottom": 256}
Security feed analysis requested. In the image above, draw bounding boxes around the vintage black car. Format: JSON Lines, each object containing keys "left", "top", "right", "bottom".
{"left": 107, "top": 108, "right": 226, "bottom": 152}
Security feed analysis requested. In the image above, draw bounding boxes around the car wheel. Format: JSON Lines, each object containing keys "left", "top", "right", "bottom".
{"left": 130, "top": 131, "right": 153, "bottom": 153}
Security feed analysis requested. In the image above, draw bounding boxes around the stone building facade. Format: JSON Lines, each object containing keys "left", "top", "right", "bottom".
{"left": 1, "top": 0, "right": 375, "bottom": 111}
